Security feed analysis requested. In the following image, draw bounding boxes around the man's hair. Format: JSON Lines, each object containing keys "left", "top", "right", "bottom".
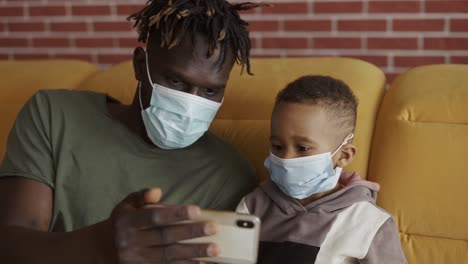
{"left": 276, "top": 75, "right": 358, "bottom": 138}
{"left": 128, "top": 0, "right": 264, "bottom": 75}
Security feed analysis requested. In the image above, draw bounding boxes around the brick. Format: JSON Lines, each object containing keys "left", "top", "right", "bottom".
{"left": 54, "top": 54, "right": 94, "bottom": 62}
{"left": 369, "top": 1, "right": 420, "bottom": 13}
{"left": 30, "top": 6, "right": 66, "bottom": 16}
{"left": 338, "top": 20, "right": 387, "bottom": 31}
{"left": 93, "top": 22, "right": 133, "bottom": 32}
{"left": 248, "top": 20, "right": 280, "bottom": 32}
{"left": 32, "top": 38, "right": 70, "bottom": 47}
{"left": 394, "top": 56, "right": 445, "bottom": 68}
{"left": 314, "top": 2, "right": 362, "bottom": 14}
{"left": 314, "top": 37, "right": 361, "bottom": 49}
{"left": 72, "top": 5, "right": 111, "bottom": 16}
{"left": 0, "top": 7, "right": 23, "bottom": 17}
{"left": 97, "top": 54, "right": 133, "bottom": 64}
{"left": 75, "top": 38, "right": 114, "bottom": 48}
{"left": 117, "top": 4, "right": 144, "bottom": 15}
{"left": 250, "top": 37, "right": 258, "bottom": 49}
{"left": 451, "top": 56, "right": 468, "bottom": 64}
{"left": 284, "top": 20, "right": 332, "bottom": 31}
{"left": 9, "top": 22, "right": 46, "bottom": 32}
{"left": 117, "top": 38, "right": 142, "bottom": 47}
{"left": 425, "top": 38, "right": 468, "bottom": 50}
{"left": 426, "top": 1, "right": 468, "bottom": 13}
{"left": 261, "top": 3, "right": 308, "bottom": 14}
{"left": 451, "top": 19, "right": 468, "bottom": 32}
{"left": 263, "top": 38, "right": 308, "bottom": 49}
{"left": 13, "top": 54, "right": 51, "bottom": 60}
{"left": 50, "top": 22, "right": 88, "bottom": 32}
{"left": 0, "top": 38, "right": 28, "bottom": 47}
{"left": 393, "top": 19, "right": 445, "bottom": 32}
{"left": 368, "top": 38, "right": 418, "bottom": 50}
{"left": 347, "top": 55, "right": 388, "bottom": 67}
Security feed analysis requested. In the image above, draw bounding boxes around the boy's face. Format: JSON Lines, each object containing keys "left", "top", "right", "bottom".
{"left": 270, "top": 102, "right": 354, "bottom": 166}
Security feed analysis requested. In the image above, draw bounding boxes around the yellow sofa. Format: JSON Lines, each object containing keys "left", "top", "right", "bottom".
{"left": 0, "top": 58, "right": 466, "bottom": 263}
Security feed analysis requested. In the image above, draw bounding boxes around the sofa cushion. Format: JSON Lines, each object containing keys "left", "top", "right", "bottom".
{"left": 0, "top": 60, "right": 99, "bottom": 104}
{"left": 369, "top": 64, "right": 468, "bottom": 263}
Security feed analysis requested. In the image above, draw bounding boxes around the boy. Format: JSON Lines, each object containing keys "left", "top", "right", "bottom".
{"left": 237, "top": 76, "right": 407, "bottom": 264}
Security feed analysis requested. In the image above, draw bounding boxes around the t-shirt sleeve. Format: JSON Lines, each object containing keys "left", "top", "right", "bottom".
{"left": 0, "top": 91, "right": 55, "bottom": 188}
{"left": 360, "top": 217, "right": 407, "bottom": 264}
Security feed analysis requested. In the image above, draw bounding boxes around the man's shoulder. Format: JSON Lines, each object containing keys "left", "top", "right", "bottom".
{"left": 33, "top": 89, "right": 105, "bottom": 106}
{"left": 28, "top": 90, "right": 108, "bottom": 120}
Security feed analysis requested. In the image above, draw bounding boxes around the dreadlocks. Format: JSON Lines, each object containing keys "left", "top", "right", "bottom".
{"left": 128, "top": 0, "right": 265, "bottom": 75}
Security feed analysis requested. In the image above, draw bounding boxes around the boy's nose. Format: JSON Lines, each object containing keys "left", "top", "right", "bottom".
{"left": 282, "top": 150, "right": 297, "bottom": 159}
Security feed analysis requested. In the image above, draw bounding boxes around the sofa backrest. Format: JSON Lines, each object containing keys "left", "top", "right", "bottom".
{"left": 368, "top": 64, "right": 468, "bottom": 263}
{"left": 0, "top": 60, "right": 100, "bottom": 160}
{"left": 77, "top": 57, "right": 386, "bottom": 181}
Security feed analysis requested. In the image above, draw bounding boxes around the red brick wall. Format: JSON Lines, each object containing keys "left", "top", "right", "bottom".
{"left": 1, "top": 0, "right": 467, "bottom": 83}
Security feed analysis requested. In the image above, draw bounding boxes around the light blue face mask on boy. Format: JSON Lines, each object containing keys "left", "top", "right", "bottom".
{"left": 265, "top": 134, "right": 354, "bottom": 199}
{"left": 139, "top": 52, "right": 222, "bottom": 149}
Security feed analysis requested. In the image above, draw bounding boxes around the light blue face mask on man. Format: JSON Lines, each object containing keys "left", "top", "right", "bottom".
{"left": 139, "top": 52, "right": 222, "bottom": 149}
{"left": 265, "top": 134, "right": 354, "bottom": 199}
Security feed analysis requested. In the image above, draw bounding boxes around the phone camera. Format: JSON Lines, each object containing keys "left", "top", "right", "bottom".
{"left": 236, "top": 220, "right": 254, "bottom": 229}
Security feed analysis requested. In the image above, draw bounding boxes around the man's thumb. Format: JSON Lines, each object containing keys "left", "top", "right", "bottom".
{"left": 143, "top": 187, "right": 162, "bottom": 204}
{"left": 124, "top": 188, "right": 162, "bottom": 209}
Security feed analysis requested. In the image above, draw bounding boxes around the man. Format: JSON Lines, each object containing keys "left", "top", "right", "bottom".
{"left": 0, "top": 1, "right": 262, "bottom": 263}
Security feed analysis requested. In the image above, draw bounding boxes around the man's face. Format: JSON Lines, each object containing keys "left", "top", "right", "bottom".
{"left": 136, "top": 33, "right": 235, "bottom": 105}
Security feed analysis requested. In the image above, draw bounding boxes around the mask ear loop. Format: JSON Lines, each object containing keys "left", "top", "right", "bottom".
{"left": 331, "top": 133, "right": 354, "bottom": 157}
{"left": 145, "top": 50, "right": 155, "bottom": 86}
{"left": 138, "top": 81, "right": 144, "bottom": 110}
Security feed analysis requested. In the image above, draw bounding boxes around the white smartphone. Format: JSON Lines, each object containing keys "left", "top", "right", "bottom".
{"left": 179, "top": 210, "right": 261, "bottom": 264}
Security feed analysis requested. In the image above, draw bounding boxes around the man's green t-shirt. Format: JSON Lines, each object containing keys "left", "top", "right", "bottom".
{"left": 0, "top": 90, "right": 257, "bottom": 232}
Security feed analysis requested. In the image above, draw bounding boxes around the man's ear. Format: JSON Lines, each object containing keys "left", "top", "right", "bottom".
{"left": 335, "top": 143, "right": 357, "bottom": 168}
{"left": 133, "top": 47, "right": 146, "bottom": 81}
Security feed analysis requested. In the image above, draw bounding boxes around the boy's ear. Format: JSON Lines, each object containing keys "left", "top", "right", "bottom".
{"left": 335, "top": 143, "right": 357, "bottom": 168}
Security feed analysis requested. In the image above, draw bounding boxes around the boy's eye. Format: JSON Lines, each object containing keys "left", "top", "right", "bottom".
{"left": 297, "top": 146, "right": 311, "bottom": 152}
{"left": 271, "top": 144, "right": 283, "bottom": 151}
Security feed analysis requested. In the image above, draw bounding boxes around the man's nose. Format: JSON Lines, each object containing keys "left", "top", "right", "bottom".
{"left": 187, "top": 87, "right": 200, "bottom": 96}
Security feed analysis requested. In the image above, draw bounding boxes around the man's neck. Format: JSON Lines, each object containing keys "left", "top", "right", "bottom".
{"left": 107, "top": 101, "right": 151, "bottom": 144}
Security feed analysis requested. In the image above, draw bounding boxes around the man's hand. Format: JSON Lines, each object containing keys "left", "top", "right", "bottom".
{"left": 110, "top": 188, "right": 220, "bottom": 264}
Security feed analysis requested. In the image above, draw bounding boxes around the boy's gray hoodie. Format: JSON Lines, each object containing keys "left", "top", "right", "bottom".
{"left": 237, "top": 172, "right": 407, "bottom": 264}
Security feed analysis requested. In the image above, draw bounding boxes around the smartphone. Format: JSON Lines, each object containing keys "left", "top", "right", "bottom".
{"left": 179, "top": 210, "right": 261, "bottom": 264}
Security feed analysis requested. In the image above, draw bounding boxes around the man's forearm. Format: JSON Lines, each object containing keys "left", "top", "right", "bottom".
{"left": 0, "top": 220, "right": 116, "bottom": 264}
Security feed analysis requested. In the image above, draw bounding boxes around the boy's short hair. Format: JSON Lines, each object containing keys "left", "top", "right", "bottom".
{"left": 275, "top": 75, "right": 358, "bottom": 139}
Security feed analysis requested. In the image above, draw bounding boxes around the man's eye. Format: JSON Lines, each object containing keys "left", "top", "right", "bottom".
{"left": 203, "top": 88, "right": 217, "bottom": 96}
{"left": 297, "top": 146, "right": 311, "bottom": 152}
{"left": 170, "top": 79, "right": 184, "bottom": 87}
